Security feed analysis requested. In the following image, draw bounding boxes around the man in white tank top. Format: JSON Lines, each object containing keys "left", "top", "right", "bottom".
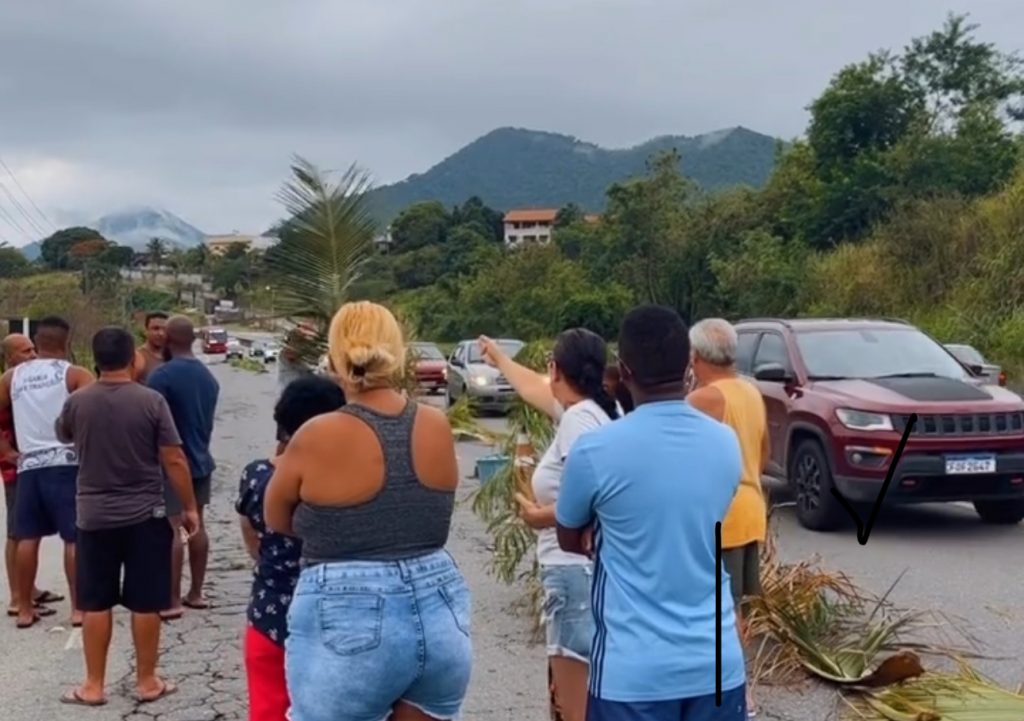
{"left": 0, "top": 316, "right": 94, "bottom": 628}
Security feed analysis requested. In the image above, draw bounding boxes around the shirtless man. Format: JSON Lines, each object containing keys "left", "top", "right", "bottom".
{"left": 0, "top": 317, "right": 94, "bottom": 628}
{"left": 134, "top": 312, "right": 168, "bottom": 384}
{"left": 1, "top": 334, "right": 59, "bottom": 618}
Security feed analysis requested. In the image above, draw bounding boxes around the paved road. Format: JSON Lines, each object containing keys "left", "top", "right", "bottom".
{"left": 0, "top": 361, "right": 1020, "bottom": 720}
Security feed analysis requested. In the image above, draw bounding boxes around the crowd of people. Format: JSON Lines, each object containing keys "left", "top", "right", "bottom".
{"left": 0, "top": 299, "right": 769, "bottom": 721}
{"left": 0, "top": 312, "right": 218, "bottom": 706}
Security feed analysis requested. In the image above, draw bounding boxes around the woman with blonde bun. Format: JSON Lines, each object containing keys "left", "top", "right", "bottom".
{"left": 265, "top": 301, "right": 471, "bottom": 721}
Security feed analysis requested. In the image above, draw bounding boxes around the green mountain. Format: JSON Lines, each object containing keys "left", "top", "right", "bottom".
{"left": 367, "top": 126, "right": 780, "bottom": 221}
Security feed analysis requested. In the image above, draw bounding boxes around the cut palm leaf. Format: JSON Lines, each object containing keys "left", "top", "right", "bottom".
{"left": 846, "top": 665, "right": 1024, "bottom": 721}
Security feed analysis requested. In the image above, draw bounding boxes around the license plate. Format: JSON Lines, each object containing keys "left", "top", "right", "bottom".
{"left": 945, "top": 456, "right": 996, "bottom": 474}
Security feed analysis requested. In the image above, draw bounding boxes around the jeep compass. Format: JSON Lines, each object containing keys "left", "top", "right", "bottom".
{"left": 734, "top": 318, "right": 1024, "bottom": 531}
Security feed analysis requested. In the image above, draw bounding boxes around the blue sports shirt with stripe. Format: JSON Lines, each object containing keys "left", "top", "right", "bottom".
{"left": 556, "top": 400, "right": 746, "bottom": 702}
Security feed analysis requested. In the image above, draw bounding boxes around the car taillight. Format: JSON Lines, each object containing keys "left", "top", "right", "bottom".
{"left": 999, "top": 371, "right": 1007, "bottom": 386}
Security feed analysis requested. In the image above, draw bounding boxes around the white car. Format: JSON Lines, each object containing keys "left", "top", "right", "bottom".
{"left": 225, "top": 338, "right": 244, "bottom": 360}
{"left": 249, "top": 342, "right": 279, "bottom": 363}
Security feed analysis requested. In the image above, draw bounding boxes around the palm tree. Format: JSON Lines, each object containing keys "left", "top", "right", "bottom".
{"left": 146, "top": 237, "right": 167, "bottom": 282}
{"left": 264, "top": 156, "right": 377, "bottom": 364}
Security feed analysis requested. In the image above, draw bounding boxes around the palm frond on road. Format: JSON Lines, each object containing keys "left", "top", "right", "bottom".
{"left": 846, "top": 663, "right": 1024, "bottom": 720}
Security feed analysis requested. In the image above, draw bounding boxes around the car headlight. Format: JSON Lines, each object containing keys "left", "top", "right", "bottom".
{"left": 472, "top": 375, "right": 489, "bottom": 387}
{"left": 835, "top": 408, "right": 893, "bottom": 431}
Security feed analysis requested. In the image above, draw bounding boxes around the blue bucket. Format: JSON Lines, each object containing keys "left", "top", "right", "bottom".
{"left": 475, "top": 454, "right": 510, "bottom": 485}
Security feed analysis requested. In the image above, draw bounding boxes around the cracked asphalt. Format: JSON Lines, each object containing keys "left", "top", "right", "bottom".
{"left": 1, "top": 360, "right": 1021, "bottom": 720}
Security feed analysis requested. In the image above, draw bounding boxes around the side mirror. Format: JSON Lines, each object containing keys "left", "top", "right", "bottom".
{"left": 754, "top": 363, "right": 792, "bottom": 383}
{"left": 450, "top": 357, "right": 463, "bottom": 368}
{"left": 968, "top": 363, "right": 984, "bottom": 376}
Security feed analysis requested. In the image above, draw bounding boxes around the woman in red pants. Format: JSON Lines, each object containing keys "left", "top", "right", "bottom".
{"left": 235, "top": 375, "right": 345, "bottom": 721}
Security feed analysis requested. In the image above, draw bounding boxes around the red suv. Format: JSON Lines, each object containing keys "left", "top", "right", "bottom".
{"left": 734, "top": 318, "right": 1024, "bottom": 531}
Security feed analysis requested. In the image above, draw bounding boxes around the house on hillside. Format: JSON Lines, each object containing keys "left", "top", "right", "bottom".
{"left": 503, "top": 209, "right": 557, "bottom": 248}
{"left": 205, "top": 233, "right": 279, "bottom": 256}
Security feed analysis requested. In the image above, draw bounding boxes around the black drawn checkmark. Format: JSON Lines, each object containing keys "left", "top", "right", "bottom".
{"left": 831, "top": 413, "right": 918, "bottom": 545}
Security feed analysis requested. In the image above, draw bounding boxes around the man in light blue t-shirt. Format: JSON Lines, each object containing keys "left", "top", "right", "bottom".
{"left": 556, "top": 305, "right": 747, "bottom": 721}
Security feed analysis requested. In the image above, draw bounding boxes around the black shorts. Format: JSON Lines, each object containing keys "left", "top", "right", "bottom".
{"left": 13, "top": 466, "right": 77, "bottom": 542}
{"left": 76, "top": 516, "right": 173, "bottom": 613}
{"left": 723, "top": 541, "right": 762, "bottom": 603}
{"left": 164, "top": 475, "right": 212, "bottom": 516}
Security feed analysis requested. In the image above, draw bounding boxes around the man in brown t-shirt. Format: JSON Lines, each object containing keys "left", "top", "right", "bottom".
{"left": 55, "top": 327, "right": 199, "bottom": 706}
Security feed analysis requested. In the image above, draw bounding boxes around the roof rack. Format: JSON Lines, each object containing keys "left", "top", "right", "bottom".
{"left": 736, "top": 317, "right": 791, "bottom": 326}
{"left": 737, "top": 316, "right": 911, "bottom": 326}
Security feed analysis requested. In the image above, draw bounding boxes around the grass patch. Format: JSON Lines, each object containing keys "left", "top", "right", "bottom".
{"left": 229, "top": 357, "right": 269, "bottom": 374}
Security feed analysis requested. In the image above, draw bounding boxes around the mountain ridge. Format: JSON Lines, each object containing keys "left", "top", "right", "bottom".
{"left": 17, "top": 206, "right": 206, "bottom": 260}
{"left": 366, "top": 125, "right": 780, "bottom": 221}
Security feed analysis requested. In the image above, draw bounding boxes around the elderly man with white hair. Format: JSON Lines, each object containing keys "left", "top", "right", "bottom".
{"left": 686, "top": 317, "right": 769, "bottom": 717}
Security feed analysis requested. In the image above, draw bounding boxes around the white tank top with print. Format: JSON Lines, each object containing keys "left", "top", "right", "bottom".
{"left": 10, "top": 359, "right": 77, "bottom": 471}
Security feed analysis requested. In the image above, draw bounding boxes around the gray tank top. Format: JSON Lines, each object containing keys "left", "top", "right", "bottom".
{"left": 292, "top": 400, "right": 455, "bottom": 563}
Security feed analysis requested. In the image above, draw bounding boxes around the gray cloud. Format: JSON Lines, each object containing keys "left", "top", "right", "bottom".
{"left": 0, "top": 0, "right": 1019, "bottom": 241}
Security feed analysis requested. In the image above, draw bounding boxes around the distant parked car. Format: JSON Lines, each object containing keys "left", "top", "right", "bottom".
{"left": 200, "top": 327, "right": 228, "bottom": 354}
{"left": 945, "top": 344, "right": 1006, "bottom": 386}
{"left": 409, "top": 342, "right": 447, "bottom": 394}
{"left": 225, "top": 338, "right": 244, "bottom": 360}
{"left": 249, "top": 341, "right": 279, "bottom": 363}
{"left": 446, "top": 338, "right": 525, "bottom": 413}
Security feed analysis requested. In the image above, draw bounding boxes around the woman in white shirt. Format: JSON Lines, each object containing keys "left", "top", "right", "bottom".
{"left": 479, "top": 329, "right": 619, "bottom": 721}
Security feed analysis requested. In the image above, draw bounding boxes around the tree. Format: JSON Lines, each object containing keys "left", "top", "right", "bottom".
{"left": 554, "top": 203, "right": 585, "bottom": 228}
{"left": 263, "top": 156, "right": 377, "bottom": 362}
{"left": 39, "top": 226, "right": 107, "bottom": 270}
{"left": 98, "top": 244, "right": 134, "bottom": 268}
{"left": 184, "top": 245, "right": 210, "bottom": 273}
{"left": 449, "top": 197, "right": 504, "bottom": 241}
{"left": 390, "top": 201, "right": 448, "bottom": 252}
{"left": 0, "top": 244, "right": 30, "bottom": 278}
{"left": 68, "top": 238, "right": 111, "bottom": 267}
{"left": 146, "top": 238, "right": 167, "bottom": 268}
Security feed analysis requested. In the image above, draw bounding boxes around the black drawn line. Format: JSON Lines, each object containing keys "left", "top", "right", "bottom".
{"left": 715, "top": 520, "right": 722, "bottom": 706}
{"left": 831, "top": 412, "right": 918, "bottom": 545}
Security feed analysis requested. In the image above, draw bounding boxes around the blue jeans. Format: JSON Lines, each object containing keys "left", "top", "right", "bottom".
{"left": 285, "top": 550, "right": 473, "bottom": 721}
{"left": 541, "top": 564, "right": 594, "bottom": 662}
{"left": 587, "top": 685, "right": 747, "bottom": 721}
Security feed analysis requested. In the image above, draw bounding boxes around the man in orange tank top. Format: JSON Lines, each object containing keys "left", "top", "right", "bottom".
{"left": 687, "top": 318, "right": 769, "bottom": 716}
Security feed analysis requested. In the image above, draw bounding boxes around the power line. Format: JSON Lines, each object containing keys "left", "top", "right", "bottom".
{"left": 0, "top": 179, "right": 47, "bottom": 238}
{"left": 0, "top": 198, "right": 33, "bottom": 242}
{"left": 0, "top": 156, "right": 56, "bottom": 232}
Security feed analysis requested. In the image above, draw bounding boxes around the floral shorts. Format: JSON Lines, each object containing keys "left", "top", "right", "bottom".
{"left": 541, "top": 563, "right": 594, "bottom": 662}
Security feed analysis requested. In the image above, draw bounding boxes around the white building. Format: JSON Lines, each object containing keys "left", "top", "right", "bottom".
{"left": 503, "top": 209, "right": 558, "bottom": 248}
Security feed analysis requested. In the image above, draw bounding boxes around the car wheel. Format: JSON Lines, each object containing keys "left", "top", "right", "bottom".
{"left": 790, "top": 440, "right": 845, "bottom": 531}
{"left": 973, "top": 499, "right": 1024, "bottom": 525}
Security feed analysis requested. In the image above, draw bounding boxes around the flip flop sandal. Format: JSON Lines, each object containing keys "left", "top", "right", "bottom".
{"left": 7, "top": 604, "right": 58, "bottom": 617}
{"left": 60, "top": 689, "right": 107, "bottom": 707}
{"left": 181, "top": 598, "right": 210, "bottom": 610}
{"left": 34, "top": 590, "right": 64, "bottom": 604}
{"left": 16, "top": 613, "right": 43, "bottom": 629}
{"left": 136, "top": 680, "right": 178, "bottom": 704}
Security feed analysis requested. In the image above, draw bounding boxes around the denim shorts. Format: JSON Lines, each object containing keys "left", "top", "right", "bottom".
{"left": 541, "top": 563, "right": 594, "bottom": 662}
{"left": 285, "top": 549, "right": 473, "bottom": 721}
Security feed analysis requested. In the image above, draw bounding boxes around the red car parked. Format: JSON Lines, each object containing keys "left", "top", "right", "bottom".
{"left": 409, "top": 342, "right": 447, "bottom": 395}
{"left": 734, "top": 318, "right": 1024, "bottom": 530}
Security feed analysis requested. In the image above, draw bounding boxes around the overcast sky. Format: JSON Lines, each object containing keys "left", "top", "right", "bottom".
{"left": 0, "top": 0, "right": 1019, "bottom": 243}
